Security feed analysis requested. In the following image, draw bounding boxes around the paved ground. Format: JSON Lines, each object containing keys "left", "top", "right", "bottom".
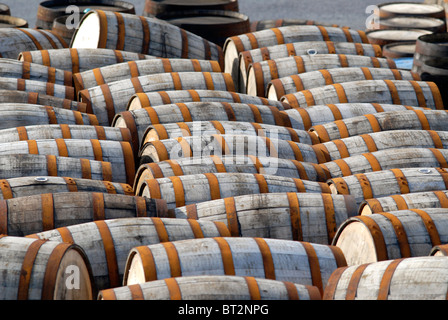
{"left": 4, "top": 0, "right": 422, "bottom": 31}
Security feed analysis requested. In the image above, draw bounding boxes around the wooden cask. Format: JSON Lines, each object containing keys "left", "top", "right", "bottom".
{"left": 99, "top": 275, "right": 320, "bottom": 300}
{"left": 126, "top": 89, "right": 291, "bottom": 111}
{"left": 250, "top": 19, "right": 341, "bottom": 31}
{"left": 378, "top": 2, "right": 446, "bottom": 20}
{"left": 267, "top": 67, "right": 420, "bottom": 100}
{"left": 328, "top": 167, "right": 448, "bottom": 207}
{"left": 137, "top": 172, "right": 331, "bottom": 209}
{"left": 29, "top": 217, "right": 230, "bottom": 290}
{"left": 382, "top": 41, "right": 416, "bottom": 59}
{"left": 71, "top": 10, "right": 224, "bottom": 66}
{"left": 0, "top": 139, "right": 134, "bottom": 185}
{"left": 73, "top": 58, "right": 222, "bottom": 92}
{"left": 78, "top": 72, "right": 236, "bottom": 126}
{"left": 18, "top": 48, "right": 157, "bottom": 73}
{"left": 0, "top": 89, "right": 85, "bottom": 111}
{"left": 332, "top": 208, "right": 448, "bottom": 265}
{"left": 310, "top": 109, "right": 448, "bottom": 142}
{"left": 168, "top": 192, "right": 357, "bottom": 244}
{"left": 143, "top": 0, "right": 239, "bottom": 17}
{"left": 378, "top": 16, "right": 446, "bottom": 32}
{"left": 133, "top": 155, "right": 331, "bottom": 192}
{"left": 51, "top": 14, "right": 83, "bottom": 45}
{"left": 246, "top": 54, "right": 396, "bottom": 97}
{"left": 0, "top": 154, "right": 126, "bottom": 183}
{"left": 324, "top": 256, "right": 448, "bottom": 300}
{"left": 0, "top": 78, "right": 74, "bottom": 100}
{"left": 281, "top": 80, "right": 444, "bottom": 109}
{"left": 0, "top": 192, "right": 165, "bottom": 236}
{"left": 282, "top": 103, "right": 428, "bottom": 131}
{"left": 112, "top": 102, "right": 292, "bottom": 151}
{"left": 0, "top": 104, "right": 98, "bottom": 130}
{"left": 413, "top": 33, "right": 448, "bottom": 74}
{"left": 142, "top": 120, "right": 318, "bottom": 146}
{"left": 0, "top": 236, "right": 93, "bottom": 300}
{"left": 366, "top": 29, "right": 432, "bottom": 47}
{"left": 0, "top": 59, "right": 72, "bottom": 86}
{"left": 313, "top": 129, "right": 448, "bottom": 160}
{"left": 320, "top": 147, "right": 448, "bottom": 178}
{"left": 223, "top": 25, "right": 370, "bottom": 87}
{"left": 123, "top": 237, "right": 347, "bottom": 296}
{"left": 138, "top": 134, "right": 326, "bottom": 164}
{"left": 0, "top": 176, "right": 133, "bottom": 200}
{"left": 360, "top": 190, "right": 448, "bottom": 215}
{"left": 0, "top": 28, "right": 66, "bottom": 59}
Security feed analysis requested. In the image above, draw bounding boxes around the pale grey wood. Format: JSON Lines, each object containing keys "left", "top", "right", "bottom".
{"left": 99, "top": 275, "right": 319, "bottom": 300}
{"left": 0, "top": 89, "right": 84, "bottom": 110}
{"left": 31, "top": 217, "right": 230, "bottom": 291}
{"left": 0, "top": 77, "right": 74, "bottom": 100}
{"left": 79, "top": 72, "right": 235, "bottom": 126}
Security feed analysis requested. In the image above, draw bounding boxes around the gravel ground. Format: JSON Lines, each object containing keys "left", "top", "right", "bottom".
{"left": 3, "top": 0, "right": 423, "bottom": 32}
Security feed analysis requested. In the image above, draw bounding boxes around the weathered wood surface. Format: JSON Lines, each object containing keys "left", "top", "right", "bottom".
{"left": 267, "top": 67, "right": 419, "bottom": 100}
{"left": 29, "top": 217, "right": 230, "bottom": 291}
{"left": 123, "top": 237, "right": 346, "bottom": 296}
{"left": 0, "top": 236, "right": 93, "bottom": 300}
{"left": 250, "top": 19, "right": 340, "bottom": 31}
{"left": 168, "top": 192, "right": 357, "bottom": 244}
{"left": 366, "top": 29, "right": 432, "bottom": 46}
{"left": 137, "top": 172, "right": 331, "bottom": 209}
{"left": 324, "top": 256, "right": 448, "bottom": 300}
{"left": 143, "top": 0, "right": 239, "bottom": 17}
{"left": 19, "top": 48, "right": 157, "bottom": 73}
{"left": 99, "top": 275, "right": 321, "bottom": 300}
{"left": 0, "top": 89, "right": 85, "bottom": 110}
{"left": 311, "top": 109, "right": 448, "bottom": 142}
{"left": 281, "top": 80, "right": 444, "bottom": 110}
{"left": 0, "top": 192, "right": 165, "bottom": 236}
{"left": 0, "top": 77, "right": 74, "bottom": 100}
{"left": 78, "top": 72, "right": 235, "bottom": 126}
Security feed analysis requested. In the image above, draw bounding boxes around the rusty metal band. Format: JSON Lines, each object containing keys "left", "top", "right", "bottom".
{"left": 269, "top": 106, "right": 287, "bottom": 127}
{"left": 176, "top": 103, "right": 193, "bottom": 122}
{"left": 329, "top": 245, "right": 348, "bottom": 268}
{"left": 161, "top": 242, "right": 182, "bottom": 277}
{"left": 390, "top": 194, "right": 409, "bottom": 210}
{"left": 332, "top": 159, "right": 352, "bottom": 177}
{"left": 179, "top": 29, "right": 189, "bottom": 59}
{"left": 134, "top": 92, "right": 150, "bottom": 109}
{"left": 0, "top": 200, "right": 7, "bottom": 236}
{"left": 430, "top": 148, "right": 448, "bottom": 168}
{"left": 428, "top": 130, "right": 444, "bottom": 149}
{"left": 169, "top": 176, "right": 186, "bottom": 208}
{"left": 17, "top": 78, "right": 26, "bottom": 91}
{"left": 55, "top": 226, "right": 74, "bottom": 243}
{"left": 318, "top": 69, "right": 334, "bottom": 86}
{"left": 164, "top": 278, "right": 182, "bottom": 300}
{"left": 203, "top": 38, "right": 212, "bottom": 61}
{"left": 412, "top": 109, "right": 431, "bottom": 130}
{"left": 288, "top": 74, "right": 304, "bottom": 93}
{"left": 285, "top": 140, "right": 302, "bottom": 161}
{"left": 377, "top": 258, "right": 406, "bottom": 300}
{"left": 338, "top": 54, "right": 349, "bottom": 68}
{"left": 331, "top": 139, "right": 349, "bottom": 159}
{"left": 325, "top": 104, "right": 342, "bottom": 122}
{"left": 44, "top": 154, "right": 58, "bottom": 176}
{"left": 267, "top": 59, "right": 279, "bottom": 85}
{"left": 285, "top": 126, "right": 301, "bottom": 142}
{"left": 54, "top": 138, "right": 68, "bottom": 157}
{"left": 26, "top": 140, "right": 39, "bottom": 155}
{"left": 63, "top": 177, "right": 78, "bottom": 192}
{"left": 18, "top": 28, "right": 43, "bottom": 50}
{"left": 426, "top": 81, "right": 444, "bottom": 110}
{"left": 187, "top": 219, "right": 205, "bottom": 238}
{"left": 210, "top": 155, "right": 227, "bottom": 173}
{"left": 98, "top": 84, "right": 116, "bottom": 125}
{"left": 245, "top": 276, "right": 261, "bottom": 300}
{"left": 210, "top": 120, "right": 225, "bottom": 135}
{"left": 294, "top": 108, "right": 312, "bottom": 130}
{"left": 390, "top": 168, "right": 410, "bottom": 194}
{"left": 358, "top": 30, "right": 369, "bottom": 43}
{"left": 283, "top": 281, "right": 300, "bottom": 300}
{"left": 230, "top": 36, "right": 245, "bottom": 55}
{"left": 360, "top": 134, "right": 378, "bottom": 152}
{"left": 344, "top": 263, "right": 370, "bottom": 300}
{"left": 87, "top": 139, "right": 102, "bottom": 161}
{"left": 362, "top": 152, "right": 382, "bottom": 172}
{"left": 411, "top": 71, "right": 421, "bottom": 81}
{"left": 145, "top": 178, "right": 162, "bottom": 199}
{"left": 136, "top": 246, "right": 157, "bottom": 281}
{"left": 390, "top": 69, "right": 402, "bottom": 80}
{"left": 254, "top": 173, "right": 269, "bottom": 193}
{"left": 104, "top": 181, "right": 118, "bottom": 195}
{"left": 44, "top": 106, "right": 57, "bottom": 124}
{"left": 175, "top": 136, "right": 193, "bottom": 158}
{"left": 363, "top": 113, "right": 381, "bottom": 133}
{"left": 137, "top": 16, "right": 150, "bottom": 54}
{"left": 291, "top": 160, "right": 310, "bottom": 180}
{"left": 167, "top": 159, "right": 185, "bottom": 177}
{"left": 45, "top": 83, "right": 55, "bottom": 97}
{"left": 370, "top": 56, "right": 381, "bottom": 68}
{"left": 372, "top": 44, "right": 384, "bottom": 57}
{"left": 246, "top": 155, "right": 263, "bottom": 174}
{"left": 228, "top": 91, "right": 242, "bottom": 103}
{"left": 270, "top": 79, "right": 286, "bottom": 99}
{"left": 38, "top": 29, "right": 60, "bottom": 49}
{"left": 17, "top": 239, "right": 47, "bottom": 300}
{"left": 293, "top": 178, "right": 306, "bottom": 193}
{"left": 150, "top": 217, "right": 170, "bottom": 242}
{"left": 322, "top": 265, "right": 349, "bottom": 300}
{"left": 213, "top": 237, "right": 235, "bottom": 275}
{"left": 381, "top": 212, "right": 412, "bottom": 258}
{"left": 317, "top": 25, "right": 330, "bottom": 41}
{"left": 246, "top": 33, "right": 259, "bottom": 50}
{"left": 357, "top": 216, "right": 388, "bottom": 261}
{"left": 325, "top": 41, "right": 336, "bottom": 54}
{"left": 92, "top": 192, "right": 106, "bottom": 221}
{"left": 332, "top": 83, "right": 348, "bottom": 103}
{"left": 47, "top": 67, "right": 56, "bottom": 85}
{"left": 360, "top": 66, "right": 373, "bottom": 80}
{"left": 120, "top": 141, "right": 135, "bottom": 186}
{"left": 112, "top": 12, "right": 126, "bottom": 51}
{"left": 207, "top": 60, "right": 220, "bottom": 73}
{"left": 271, "top": 27, "right": 285, "bottom": 44}
{"left": 220, "top": 102, "right": 237, "bottom": 122}
{"left": 293, "top": 56, "right": 305, "bottom": 74}
{"left": 283, "top": 93, "right": 300, "bottom": 108}
{"left": 203, "top": 172, "right": 221, "bottom": 201}
{"left": 262, "top": 136, "right": 277, "bottom": 158}
{"left": 57, "top": 124, "right": 71, "bottom": 139}
{"left": 69, "top": 48, "right": 80, "bottom": 74}
{"left": 354, "top": 42, "right": 364, "bottom": 56}
{"left": 321, "top": 193, "right": 337, "bottom": 242}
{"left": 223, "top": 197, "right": 239, "bottom": 237}
{"left": 331, "top": 178, "right": 350, "bottom": 195}
{"left": 144, "top": 163, "right": 163, "bottom": 180}
{"left": 16, "top": 126, "right": 29, "bottom": 141}
{"left": 409, "top": 81, "right": 427, "bottom": 108}
{"left": 253, "top": 237, "right": 276, "bottom": 280}
{"left": 78, "top": 158, "right": 92, "bottom": 179}
{"left": 215, "top": 221, "right": 231, "bottom": 237}
{"left": 301, "top": 242, "right": 324, "bottom": 295}
{"left": 286, "top": 43, "right": 297, "bottom": 56}
{"left": 247, "top": 104, "right": 263, "bottom": 123}
{"left": 287, "top": 192, "right": 302, "bottom": 241}
{"left": 96, "top": 10, "right": 108, "bottom": 48}
{"left": 130, "top": 77, "right": 143, "bottom": 95}
{"left": 126, "top": 284, "right": 144, "bottom": 300}
{"left": 27, "top": 91, "right": 39, "bottom": 105}
{"left": 252, "top": 62, "right": 265, "bottom": 97}
{"left": 41, "top": 193, "right": 55, "bottom": 231}
{"left": 330, "top": 121, "right": 349, "bottom": 141}
{"left": 185, "top": 204, "right": 198, "bottom": 219}
{"left": 300, "top": 90, "right": 315, "bottom": 107}
{"left": 411, "top": 209, "right": 441, "bottom": 247}
{"left": 383, "top": 79, "right": 401, "bottom": 105}
{"left": 434, "top": 190, "right": 448, "bottom": 208}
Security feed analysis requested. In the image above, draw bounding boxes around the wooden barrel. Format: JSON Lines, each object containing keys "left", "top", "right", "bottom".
{"left": 359, "top": 190, "right": 448, "bottom": 215}
{"left": 283, "top": 103, "right": 428, "bottom": 131}
{"left": 332, "top": 208, "right": 448, "bottom": 265}
{"left": 267, "top": 67, "right": 419, "bottom": 100}
{"left": 168, "top": 192, "right": 357, "bottom": 244}
{"left": 99, "top": 275, "right": 321, "bottom": 300}
{"left": 0, "top": 15, "right": 28, "bottom": 28}
{"left": 138, "top": 134, "right": 326, "bottom": 164}
{"left": 281, "top": 80, "right": 444, "bottom": 110}
{"left": 123, "top": 237, "right": 347, "bottom": 296}
{"left": 366, "top": 29, "right": 432, "bottom": 47}
{"left": 378, "top": 2, "right": 446, "bottom": 20}
{"left": 0, "top": 236, "right": 94, "bottom": 300}
{"left": 328, "top": 167, "right": 448, "bottom": 207}
{"left": 313, "top": 129, "right": 448, "bottom": 160}
{"left": 0, "top": 28, "right": 66, "bottom": 59}
{"left": 246, "top": 54, "right": 396, "bottom": 97}
{"left": 239, "top": 41, "right": 383, "bottom": 92}
{"left": 143, "top": 0, "right": 239, "bottom": 17}
{"left": 0, "top": 139, "right": 135, "bottom": 185}
{"left": 0, "top": 176, "right": 133, "bottom": 200}
{"left": 78, "top": 72, "right": 236, "bottom": 126}
{"left": 0, "top": 192, "right": 165, "bottom": 236}
{"left": 320, "top": 147, "right": 448, "bottom": 178}
{"left": 28, "top": 217, "right": 230, "bottom": 290}
{"left": 112, "top": 102, "right": 292, "bottom": 152}
{"left": 71, "top": 10, "right": 224, "bottom": 67}
{"left": 36, "top": 0, "right": 135, "bottom": 29}
{"left": 18, "top": 48, "right": 157, "bottom": 73}
{"left": 137, "top": 172, "right": 331, "bottom": 209}
{"left": 0, "top": 154, "right": 127, "bottom": 183}
{"left": 0, "top": 3, "right": 9, "bottom": 15}
{"left": 378, "top": 16, "right": 446, "bottom": 32}
{"left": 382, "top": 41, "right": 416, "bottom": 59}
{"left": 310, "top": 109, "right": 448, "bottom": 142}
{"left": 0, "top": 78, "right": 74, "bottom": 100}
{"left": 413, "top": 33, "right": 448, "bottom": 74}
{"left": 51, "top": 14, "right": 85, "bottom": 45}
{"left": 126, "top": 89, "right": 291, "bottom": 111}
{"left": 73, "top": 58, "right": 222, "bottom": 92}
{"left": 0, "top": 89, "right": 85, "bottom": 111}
{"left": 250, "top": 19, "right": 340, "bottom": 31}
{"left": 223, "top": 25, "right": 370, "bottom": 88}
{"left": 133, "top": 155, "right": 331, "bottom": 192}
{"left": 0, "top": 104, "right": 98, "bottom": 130}
{"left": 156, "top": 10, "right": 250, "bottom": 47}
{"left": 324, "top": 256, "right": 448, "bottom": 300}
